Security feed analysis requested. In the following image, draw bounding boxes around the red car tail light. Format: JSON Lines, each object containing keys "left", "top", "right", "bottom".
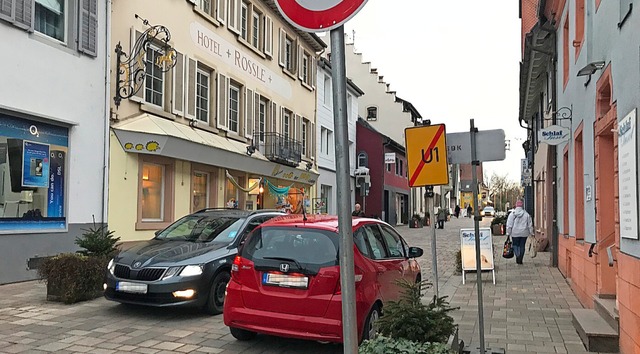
{"left": 334, "top": 266, "right": 364, "bottom": 295}
{"left": 231, "top": 256, "right": 243, "bottom": 284}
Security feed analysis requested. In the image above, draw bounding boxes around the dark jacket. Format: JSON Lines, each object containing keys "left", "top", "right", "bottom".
{"left": 352, "top": 210, "right": 365, "bottom": 217}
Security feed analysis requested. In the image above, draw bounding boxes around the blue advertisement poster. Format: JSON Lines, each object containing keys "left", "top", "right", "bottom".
{"left": 0, "top": 113, "right": 68, "bottom": 232}
{"left": 22, "top": 141, "right": 50, "bottom": 188}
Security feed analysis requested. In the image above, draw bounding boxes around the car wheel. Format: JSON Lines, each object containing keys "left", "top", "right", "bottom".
{"left": 230, "top": 327, "right": 257, "bottom": 341}
{"left": 204, "top": 271, "right": 231, "bottom": 315}
{"left": 362, "top": 305, "right": 380, "bottom": 342}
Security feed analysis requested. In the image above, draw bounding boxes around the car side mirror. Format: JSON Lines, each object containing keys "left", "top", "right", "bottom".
{"left": 408, "top": 247, "right": 424, "bottom": 258}
{"left": 154, "top": 230, "right": 161, "bottom": 236}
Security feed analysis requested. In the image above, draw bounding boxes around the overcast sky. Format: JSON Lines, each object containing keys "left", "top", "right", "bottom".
{"left": 343, "top": 0, "right": 526, "bottom": 183}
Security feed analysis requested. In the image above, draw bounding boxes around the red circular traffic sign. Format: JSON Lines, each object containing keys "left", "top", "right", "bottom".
{"left": 274, "top": 0, "right": 368, "bottom": 32}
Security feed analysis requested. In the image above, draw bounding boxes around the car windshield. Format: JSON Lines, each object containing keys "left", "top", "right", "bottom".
{"left": 156, "top": 215, "right": 245, "bottom": 243}
{"left": 243, "top": 227, "right": 339, "bottom": 267}
{"left": 484, "top": 207, "right": 494, "bottom": 211}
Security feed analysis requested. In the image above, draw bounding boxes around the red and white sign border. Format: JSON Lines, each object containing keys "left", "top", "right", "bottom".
{"left": 274, "top": 0, "right": 369, "bottom": 33}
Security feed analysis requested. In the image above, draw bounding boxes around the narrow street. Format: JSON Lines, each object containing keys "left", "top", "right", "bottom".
{"left": 0, "top": 217, "right": 595, "bottom": 354}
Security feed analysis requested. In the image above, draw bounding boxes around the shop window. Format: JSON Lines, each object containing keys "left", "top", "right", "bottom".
{"left": 0, "top": 114, "right": 69, "bottom": 233}
{"left": 225, "top": 173, "right": 245, "bottom": 209}
{"left": 137, "top": 156, "right": 173, "bottom": 230}
{"left": 192, "top": 171, "right": 209, "bottom": 212}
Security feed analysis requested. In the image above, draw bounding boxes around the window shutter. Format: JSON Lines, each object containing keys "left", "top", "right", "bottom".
{"left": 245, "top": 88, "right": 254, "bottom": 139}
{"left": 217, "top": 73, "right": 228, "bottom": 130}
{"left": 270, "top": 101, "right": 277, "bottom": 133}
{"left": 131, "top": 29, "right": 144, "bottom": 102}
{"left": 216, "top": 0, "right": 225, "bottom": 23}
{"left": 263, "top": 15, "right": 273, "bottom": 57}
{"left": 14, "top": 0, "right": 33, "bottom": 31}
{"left": 280, "top": 106, "right": 285, "bottom": 135}
{"left": 278, "top": 28, "right": 286, "bottom": 67}
{"left": 297, "top": 45, "right": 304, "bottom": 80}
{"left": 185, "top": 57, "right": 197, "bottom": 119}
{"left": 171, "top": 51, "right": 185, "bottom": 116}
{"left": 78, "top": 0, "right": 98, "bottom": 56}
{"left": 228, "top": 0, "right": 240, "bottom": 34}
{"left": 254, "top": 92, "right": 260, "bottom": 135}
{"left": 0, "top": 0, "right": 14, "bottom": 23}
{"left": 311, "top": 122, "right": 316, "bottom": 161}
{"left": 311, "top": 57, "right": 317, "bottom": 89}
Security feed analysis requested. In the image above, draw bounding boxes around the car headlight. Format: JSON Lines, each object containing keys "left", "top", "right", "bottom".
{"left": 162, "top": 266, "right": 182, "bottom": 280}
{"left": 180, "top": 265, "right": 203, "bottom": 277}
{"left": 107, "top": 259, "right": 115, "bottom": 275}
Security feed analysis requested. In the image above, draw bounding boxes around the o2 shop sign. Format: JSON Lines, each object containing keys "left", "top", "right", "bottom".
{"left": 540, "top": 125, "right": 570, "bottom": 145}
{"left": 275, "top": 0, "right": 368, "bottom": 32}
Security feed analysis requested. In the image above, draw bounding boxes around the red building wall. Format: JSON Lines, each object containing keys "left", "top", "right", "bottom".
{"left": 383, "top": 146, "right": 409, "bottom": 191}
{"left": 356, "top": 121, "right": 384, "bottom": 218}
{"left": 459, "top": 163, "right": 483, "bottom": 182}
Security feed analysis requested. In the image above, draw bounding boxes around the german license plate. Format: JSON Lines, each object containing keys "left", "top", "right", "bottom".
{"left": 262, "top": 273, "right": 308, "bottom": 289}
{"left": 116, "top": 281, "right": 148, "bottom": 294}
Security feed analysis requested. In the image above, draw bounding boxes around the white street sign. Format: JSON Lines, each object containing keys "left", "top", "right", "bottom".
{"left": 446, "top": 129, "right": 506, "bottom": 164}
{"left": 384, "top": 152, "right": 396, "bottom": 164}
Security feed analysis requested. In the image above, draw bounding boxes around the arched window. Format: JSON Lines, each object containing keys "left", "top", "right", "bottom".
{"left": 357, "top": 152, "right": 368, "bottom": 168}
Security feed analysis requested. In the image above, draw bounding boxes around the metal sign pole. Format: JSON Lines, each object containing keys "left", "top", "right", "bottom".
{"left": 427, "top": 192, "right": 439, "bottom": 298}
{"left": 330, "top": 26, "right": 358, "bottom": 353}
{"left": 470, "top": 119, "right": 486, "bottom": 354}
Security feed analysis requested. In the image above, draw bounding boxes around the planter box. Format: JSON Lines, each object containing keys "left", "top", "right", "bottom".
{"left": 46, "top": 279, "right": 102, "bottom": 303}
{"left": 447, "top": 327, "right": 464, "bottom": 354}
{"left": 409, "top": 219, "right": 423, "bottom": 228}
{"left": 491, "top": 224, "right": 504, "bottom": 235}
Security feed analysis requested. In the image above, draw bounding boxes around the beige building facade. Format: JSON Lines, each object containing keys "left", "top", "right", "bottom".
{"left": 108, "top": 0, "right": 324, "bottom": 242}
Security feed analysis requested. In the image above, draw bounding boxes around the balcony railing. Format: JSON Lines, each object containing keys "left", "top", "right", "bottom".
{"left": 254, "top": 132, "right": 302, "bottom": 167}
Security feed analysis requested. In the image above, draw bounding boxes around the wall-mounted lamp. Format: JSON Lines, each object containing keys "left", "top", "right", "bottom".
{"left": 189, "top": 119, "right": 198, "bottom": 128}
{"left": 306, "top": 161, "right": 313, "bottom": 171}
{"left": 577, "top": 61, "right": 605, "bottom": 77}
{"left": 259, "top": 185, "right": 264, "bottom": 194}
{"left": 246, "top": 145, "right": 256, "bottom": 156}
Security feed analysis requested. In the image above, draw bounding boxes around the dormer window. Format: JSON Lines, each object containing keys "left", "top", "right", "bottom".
{"left": 367, "top": 106, "right": 377, "bottom": 121}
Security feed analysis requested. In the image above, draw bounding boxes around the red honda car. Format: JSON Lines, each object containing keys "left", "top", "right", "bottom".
{"left": 223, "top": 215, "right": 424, "bottom": 344}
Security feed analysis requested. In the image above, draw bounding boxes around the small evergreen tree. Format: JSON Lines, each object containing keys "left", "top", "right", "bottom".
{"left": 75, "top": 217, "right": 119, "bottom": 257}
{"left": 378, "top": 279, "right": 458, "bottom": 344}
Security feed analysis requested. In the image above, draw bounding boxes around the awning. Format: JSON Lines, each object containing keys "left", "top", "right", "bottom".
{"left": 111, "top": 114, "right": 318, "bottom": 185}
{"left": 519, "top": 22, "right": 555, "bottom": 123}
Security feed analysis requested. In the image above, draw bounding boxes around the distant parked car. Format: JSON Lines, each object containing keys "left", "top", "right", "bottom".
{"left": 104, "top": 208, "right": 283, "bottom": 314}
{"left": 482, "top": 206, "right": 495, "bottom": 217}
{"left": 224, "top": 215, "right": 424, "bottom": 344}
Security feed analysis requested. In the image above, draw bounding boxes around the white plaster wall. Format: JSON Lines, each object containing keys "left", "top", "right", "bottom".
{"left": 0, "top": 3, "right": 109, "bottom": 226}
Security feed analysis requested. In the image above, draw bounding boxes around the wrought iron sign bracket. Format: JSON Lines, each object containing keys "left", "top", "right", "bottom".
{"left": 114, "top": 15, "right": 177, "bottom": 108}
{"left": 543, "top": 105, "right": 573, "bottom": 124}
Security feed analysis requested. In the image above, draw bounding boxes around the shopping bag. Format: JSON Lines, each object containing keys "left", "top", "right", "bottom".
{"left": 527, "top": 236, "right": 538, "bottom": 258}
{"left": 503, "top": 237, "right": 514, "bottom": 259}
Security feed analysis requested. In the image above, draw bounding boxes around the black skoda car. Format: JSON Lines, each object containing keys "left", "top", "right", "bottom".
{"left": 104, "top": 209, "right": 283, "bottom": 314}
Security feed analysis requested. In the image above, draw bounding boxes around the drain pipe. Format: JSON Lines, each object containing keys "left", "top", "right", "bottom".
{"left": 101, "top": 0, "right": 112, "bottom": 228}
{"left": 550, "top": 30, "right": 559, "bottom": 268}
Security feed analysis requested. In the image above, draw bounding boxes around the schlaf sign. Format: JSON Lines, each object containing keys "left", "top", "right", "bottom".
{"left": 405, "top": 124, "right": 450, "bottom": 187}
{"left": 274, "top": 0, "right": 368, "bottom": 32}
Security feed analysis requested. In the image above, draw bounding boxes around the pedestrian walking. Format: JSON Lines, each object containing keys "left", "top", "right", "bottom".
{"left": 437, "top": 208, "right": 446, "bottom": 229}
{"left": 506, "top": 199, "right": 534, "bottom": 264}
{"left": 454, "top": 204, "right": 461, "bottom": 218}
{"left": 352, "top": 202, "right": 365, "bottom": 217}
{"left": 467, "top": 205, "right": 473, "bottom": 218}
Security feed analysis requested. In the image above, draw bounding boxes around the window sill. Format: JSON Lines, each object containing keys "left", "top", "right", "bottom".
{"left": 141, "top": 104, "right": 177, "bottom": 120}
{"left": 237, "top": 37, "right": 267, "bottom": 59}
{"left": 192, "top": 6, "right": 221, "bottom": 27}
{"left": 283, "top": 69, "right": 297, "bottom": 80}
{"left": 136, "top": 221, "right": 171, "bottom": 231}
{"left": 301, "top": 81, "right": 314, "bottom": 91}
{"left": 226, "top": 132, "right": 248, "bottom": 144}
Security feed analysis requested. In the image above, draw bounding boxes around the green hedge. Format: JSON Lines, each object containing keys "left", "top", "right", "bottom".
{"left": 359, "top": 336, "right": 452, "bottom": 354}
{"left": 38, "top": 253, "right": 108, "bottom": 304}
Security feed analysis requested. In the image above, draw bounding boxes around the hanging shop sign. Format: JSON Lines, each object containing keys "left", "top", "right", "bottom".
{"left": 270, "top": 164, "right": 317, "bottom": 184}
{"left": 539, "top": 125, "right": 571, "bottom": 145}
{"left": 618, "top": 109, "right": 639, "bottom": 240}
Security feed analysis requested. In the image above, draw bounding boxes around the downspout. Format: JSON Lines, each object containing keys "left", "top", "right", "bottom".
{"left": 551, "top": 29, "right": 559, "bottom": 267}
{"left": 101, "top": 0, "right": 112, "bottom": 227}
{"left": 383, "top": 138, "right": 391, "bottom": 223}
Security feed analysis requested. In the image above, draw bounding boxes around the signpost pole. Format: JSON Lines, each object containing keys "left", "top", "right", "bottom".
{"left": 427, "top": 192, "right": 439, "bottom": 298}
{"left": 330, "top": 26, "right": 358, "bottom": 354}
{"left": 470, "top": 119, "right": 486, "bottom": 354}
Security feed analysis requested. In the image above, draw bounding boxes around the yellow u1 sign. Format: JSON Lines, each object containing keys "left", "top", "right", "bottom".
{"left": 405, "top": 124, "right": 450, "bottom": 187}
